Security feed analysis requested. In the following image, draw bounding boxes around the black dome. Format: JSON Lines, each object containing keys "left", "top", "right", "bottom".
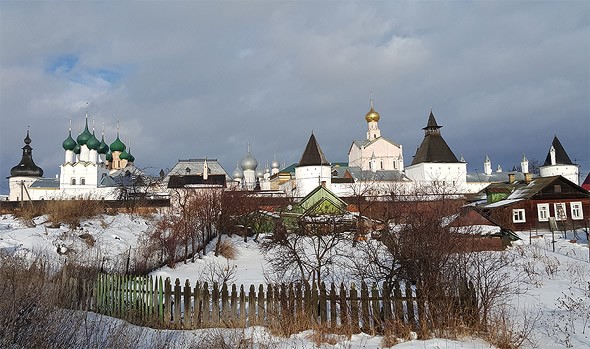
{"left": 10, "top": 130, "right": 44, "bottom": 177}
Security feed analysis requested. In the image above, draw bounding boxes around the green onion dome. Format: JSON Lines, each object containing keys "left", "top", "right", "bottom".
{"left": 110, "top": 135, "right": 126, "bottom": 152}
{"left": 98, "top": 136, "right": 109, "bottom": 154}
{"left": 86, "top": 132, "right": 100, "bottom": 150}
{"left": 76, "top": 121, "right": 93, "bottom": 146}
{"left": 119, "top": 150, "right": 130, "bottom": 160}
{"left": 128, "top": 152, "right": 135, "bottom": 163}
{"left": 106, "top": 152, "right": 113, "bottom": 161}
{"left": 62, "top": 131, "right": 77, "bottom": 151}
{"left": 73, "top": 143, "right": 81, "bottom": 155}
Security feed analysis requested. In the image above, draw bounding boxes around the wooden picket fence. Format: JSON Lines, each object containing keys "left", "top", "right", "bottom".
{"left": 92, "top": 274, "right": 478, "bottom": 333}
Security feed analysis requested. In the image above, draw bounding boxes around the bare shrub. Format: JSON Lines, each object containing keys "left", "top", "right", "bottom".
{"left": 487, "top": 307, "right": 540, "bottom": 349}
{"left": 12, "top": 202, "right": 45, "bottom": 226}
{"left": 218, "top": 238, "right": 239, "bottom": 260}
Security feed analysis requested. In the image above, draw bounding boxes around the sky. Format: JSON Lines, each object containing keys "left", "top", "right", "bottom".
{"left": 1, "top": 1, "right": 589, "bottom": 193}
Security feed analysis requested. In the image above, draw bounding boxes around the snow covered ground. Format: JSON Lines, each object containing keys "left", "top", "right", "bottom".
{"left": 1, "top": 213, "right": 589, "bottom": 348}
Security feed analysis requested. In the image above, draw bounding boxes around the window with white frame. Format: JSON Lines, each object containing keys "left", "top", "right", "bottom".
{"left": 570, "top": 202, "right": 583, "bottom": 220}
{"left": 512, "top": 209, "right": 526, "bottom": 223}
{"left": 537, "top": 203, "right": 549, "bottom": 222}
{"left": 554, "top": 203, "right": 567, "bottom": 221}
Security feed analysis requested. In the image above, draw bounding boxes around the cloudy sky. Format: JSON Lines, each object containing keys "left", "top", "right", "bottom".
{"left": 1, "top": 1, "right": 588, "bottom": 193}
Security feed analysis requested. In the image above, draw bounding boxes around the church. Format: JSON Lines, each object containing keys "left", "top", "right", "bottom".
{"left": 8, "top": 109, "right": 141, "bottom": 202}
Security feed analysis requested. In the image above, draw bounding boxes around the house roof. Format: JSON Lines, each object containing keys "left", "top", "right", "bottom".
{"left": 167, "top": 174, "right": 226, "bottom": 188}
{"left": 30, "top": 177, "right": 60, "bottom": 189}
{"left": 466, "top": 172, "right": 537, "bottom": 183}
{"left": 478, "top": 175, "right": 589, "bottom": 208}
{"left": 543, "top": 136, "right": 574, "bottom": 166}
{"left": 298, "top": 133, "right": 330, "bottom": 167}
{"left": 167, "top": 159, "right": 231, "bottom": 181}
{"left": 350, "top": 137, "right": 401, "bottom": 151}
{"left": 582, "top": 172, "right": 590, "bottom": 191}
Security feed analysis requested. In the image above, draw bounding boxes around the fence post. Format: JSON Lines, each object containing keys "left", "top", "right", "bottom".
{"left": 393, "top": 280, "right": 404, "bottom": 324}
{"left": 381, "top": 282, "right": 391, "bottom": 324}
{"left": 230, "top": 284, "right": 238, "bottom": 324}
{"left": 329, "top": 283, "right": 337, "bottom": 328}
{"left": 164, "top": 278, "right": 172, "bottom": 327}
{"left": 158, "top": 276, "right": 164, "bottom": 324}
{"left": 221, "top": 283, "right": 229, "bottom": 325}
{"left": 257, "top": 284, "right": 265, "bottom": 324}
{"left": 295, "top": 283, "right": 303, "bottom": 321}
{"left": 360, "top": 282, "right": 370, "bottom": 332}
{"left": 202, "top": 282, "right": 210, "bottom": 327}
{"left": 239, "top": 285, "right": 246, "bottom": 324}
{"left": 212, "top": 282, "right": 220, "bottom": 326}
{"left": 266, "top": 284, "right": 274, "bottom": 324}
{"left": 371, "top": 284, "right": 381, "bottom": 333}
{"left": 184, "top": 279, "right": 192, "bottom": 329}
{"left": 339, "top": 283, "right": 348, "bottom": 328}
{"left": 193, "top": 281, "right": 201, "bottom": 328}
{"left": 311, "top": 282, "right": 318, "bottom": 324}
{"left": 173, "top": 279, "right": 181, "bottom": 328}
{"left": 350, "top": 283, "right": 359, "bottom": 332}
{"left": 248, "top": 284, "right": 256, "bottom": 326}
{"left": 288, "top": 283, "right": 295, "bottom": 321}
{"left": 405, "top": 281, "right": 416, "bottom": 328}
{"left": 319, "top": 282, "right": 328, "bottom": 325}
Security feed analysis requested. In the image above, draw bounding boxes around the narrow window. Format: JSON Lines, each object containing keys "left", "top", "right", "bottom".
{"left": 570, "top": 202, "right": 583, "bottom": 220}
{"left": 71, "top": 178, "right": 76, "bottom": 185}
{"left": 537, "top": 203, "right": 549, "bottom": 222}
{"left": 512, "top": 209, "right": 526, "bottom": 223}
{"left": 554, "top": 185, "right": 562, "bottom": 193}
{"left": 80, "top": 178, "right": 86, "bottom": 185}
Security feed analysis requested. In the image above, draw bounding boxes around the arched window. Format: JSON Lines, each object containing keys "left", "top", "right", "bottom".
{"left": 71, "top": 178, "right": 76, "bottom": 185}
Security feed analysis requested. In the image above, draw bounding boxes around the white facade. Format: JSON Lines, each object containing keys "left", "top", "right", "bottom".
{"left": 540, "top": 165, "right": 579, "bottom": 185}
{"left": 405, "top": 162, "right": 467, "bottom": 192}
{"left": 295, "top": 165, "right": 331, "bottom": 197}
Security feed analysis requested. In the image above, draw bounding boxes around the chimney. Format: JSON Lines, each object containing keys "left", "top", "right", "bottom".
{"left": 508, "top": 173, "right": 515, "bottom": 184}
{"left": 524, "top": 173, "right": 533, "bottom": 184}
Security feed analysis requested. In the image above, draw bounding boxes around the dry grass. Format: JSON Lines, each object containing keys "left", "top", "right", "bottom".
{"left": 218, "top": 238, "right": 239, "bottom": 260}
{"left": 46, "top": 199, "right": 105, "bottom": 228}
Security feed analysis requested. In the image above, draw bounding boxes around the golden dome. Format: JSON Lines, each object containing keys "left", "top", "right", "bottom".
{"left": 365, "top": 107, "right": 380, "bottom": 122}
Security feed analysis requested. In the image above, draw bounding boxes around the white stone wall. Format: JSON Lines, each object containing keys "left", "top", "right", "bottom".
{"left": 295, "top": 165, "right": 331, "bottom": 197}
{"left": 540, "top": 165, "right": 579, "bottom": 185}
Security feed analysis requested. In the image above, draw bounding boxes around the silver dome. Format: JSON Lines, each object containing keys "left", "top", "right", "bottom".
{"left": 232, "top": 164, "right": 243, "bottom": 179}
{"left": 271, "top": 158, "right": 280, "bottom": 169}
{"left": 256, "top": 169, "right": 264, "bottom": 178}
{"left": 240, "top": 151, "right": 258, "bottom": 171}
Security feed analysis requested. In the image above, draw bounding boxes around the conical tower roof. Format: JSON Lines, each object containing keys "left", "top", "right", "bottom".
{"left": 543, "top": 135, "right": 574, "bottom": 166}
{"left": 410, "top": 110, "right": 458, "bottom": 165}
{"left": 298, "top": 133, "right": 330, "bottom": 167}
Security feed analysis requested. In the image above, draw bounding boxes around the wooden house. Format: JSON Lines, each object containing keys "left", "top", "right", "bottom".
{"left": 476, "top": 175, "right": 589, "bottom": 232}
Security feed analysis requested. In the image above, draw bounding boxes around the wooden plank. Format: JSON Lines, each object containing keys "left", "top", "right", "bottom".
{"left": 381, "top": 282, "right": 392, "bottom": 324}
{"left": 319, "top": 282, "right": 327, "bottom": 325}
{"left": 158, "top": 276, "right": 164, "bottom": 324}
{"left": 266, "top": 284, "right": 274, "bottom": 323}
{"left": 257, "top": 284, "right": 265, "bottom": 324}
{"left": 239, "top": 285, "right": 246, "bottom": 323}
{"left": 339, "top": 283, "right": 348, "bottom": 328}
{"left": 311, "top": 282, "right": 318, "bottom": 324}
{"left": 287, "top": 283, "right": 295, "bottom": 320}
{"left": 248, "top": 285, "right": 256, "bottom": 326}
{"left": 405, "top": 281, "right": 415, "bottom": 328}
{"left": 193, "top": 281, "right": 201, "bottom": 328}
{"left": 221, "top": 283, "right": 229, "bottom": 325}
{"left": 202, "top": 282, "right": 210, "bottom": 327}
{"left": 329, "top": 283, "right": 337, "bottom": 328}
{"left": 212, "top": 282, "right": 220, "bottom": 326}
{"left": 371, "top": 284, "right": 381, "bottom": 333}
{"left": 230, "top": 284, "right": 238, "bottom": 323}
{"left": 360, "top": 282, "right": 370, "bottom": 332}
{"left": 393, "top": 280, "right": 404, "bottom": 323}
{"left": 174, "top": 279, "right": 181, "bottom": 328}
{"left": 350, "top": 283, "right": 359, "bottom": 331}
{"left": 184, "top": 279, "right": 192, "bottom": 329}
{"left": 164, "top": 278, "right": 172, "bottom": 326}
